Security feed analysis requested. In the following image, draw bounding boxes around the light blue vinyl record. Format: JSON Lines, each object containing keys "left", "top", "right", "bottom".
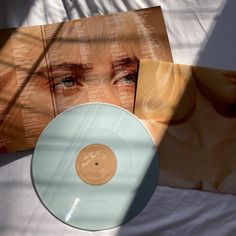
{"left": 31, "top": 102, "right": 159, "bottom": 231}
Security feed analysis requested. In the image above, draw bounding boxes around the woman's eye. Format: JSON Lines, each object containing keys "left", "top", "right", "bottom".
{"left": 62, "top": 76, "right": 75, "bottom": 87}
{"left": 123, "top": 74, "right": 136, "bottom": 84}
{"left": 114, "top": 73, "right": 137, "bottom": 85}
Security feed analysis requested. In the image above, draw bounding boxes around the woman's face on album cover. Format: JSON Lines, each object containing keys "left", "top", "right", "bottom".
{"left": 38, "top": 16, "right": 144, "bottom": 114}
{"left": 44, "top": 55, "right": 139, "bottom": 113}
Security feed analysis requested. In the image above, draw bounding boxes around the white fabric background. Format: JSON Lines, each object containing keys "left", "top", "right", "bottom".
{"left": 1, "top": 0, "right": 236, "bottom": 235}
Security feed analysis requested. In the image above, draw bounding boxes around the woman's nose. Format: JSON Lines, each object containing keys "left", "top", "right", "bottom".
{"left": 101, "top": 84, "right": 121, "bottom": 106}
{"left": 88, "top": 70, "right": 123, "bottom": 107}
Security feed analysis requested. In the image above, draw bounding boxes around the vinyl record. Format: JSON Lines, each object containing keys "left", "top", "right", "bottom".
{"left": 31, "top": 102, "right": 158, "bottom": 231}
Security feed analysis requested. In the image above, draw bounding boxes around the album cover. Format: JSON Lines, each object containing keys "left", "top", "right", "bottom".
{"left": 134, "top": 59, "right": 236, "bottom": 195}
{"left": 0, "top": 6, "right": 173, "bottom": 153}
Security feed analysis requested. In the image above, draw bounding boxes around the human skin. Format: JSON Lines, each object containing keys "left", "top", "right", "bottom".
{"left": 141, "top": 62, "right": 236, "bottom": 191}
{"left": 44, "top": 57, "right": 139, "bottom": 114}
{"left": 1, "top": 7, "right": 172, "bottom": 152}
{"left": 0, "top": 66, "right": 55, "bottom": 152}
{"left": 40, "top": 11, "right": 148, "bottom": 114}
{"left": 0, "top": 54, "right": 138, "bottom": 152}
{"left": 192, "top": 67, "right": 236, "bottom": 117}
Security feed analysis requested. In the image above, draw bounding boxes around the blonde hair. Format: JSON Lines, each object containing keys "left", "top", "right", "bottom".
{"left": 138, "top": 60, "right": 196, "bottom": 124}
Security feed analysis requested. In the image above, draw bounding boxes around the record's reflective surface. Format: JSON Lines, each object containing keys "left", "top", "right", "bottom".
{"left": 32, "top": 103, "right": 158, "bottom": 230}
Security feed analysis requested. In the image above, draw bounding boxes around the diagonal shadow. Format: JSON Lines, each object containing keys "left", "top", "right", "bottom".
{"left": 0, "top": 20, "right": 68, "bottom": 163}
{"left": 0, "top": 22, "right": 65, "bottom": 124}
{"left": 117, "top": 0, "right": 236, "bottom": 235}
{"left": 0, "top": 149, "right": 33, "bottom": 167}
{"left": 0, "top": 0, "right": 36, "bottom": 59}
{"left": 1, "top": 0, "right": 236, "bottom": 234}
{"left": 0, "top": 1, "right": 33, "bottom": 29}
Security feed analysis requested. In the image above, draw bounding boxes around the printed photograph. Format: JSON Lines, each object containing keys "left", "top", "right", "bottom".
{"left": 135, "top": 60, "right": 236, "bottom": 194}
{"left": 0, "top": 7, "right": 172, "bottom": 152}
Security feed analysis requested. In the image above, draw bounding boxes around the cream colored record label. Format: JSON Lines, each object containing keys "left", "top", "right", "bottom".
{"left": 75, "top": 144, "right": 117, "bottom": 185}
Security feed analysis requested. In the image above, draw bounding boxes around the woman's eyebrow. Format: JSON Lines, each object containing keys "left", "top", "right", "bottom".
{"left": 48, "top": 63, "right": 92, "bottom": 72}
{"left": 113, "top": 57, "right": 139, "bottom": 68}
{"left": 112, "top": 57, "right": 139, "bottom": 76}
{"left": 38, "top": 62, "right": 92, "bottom": 74}
{"left": 109, "top": 57, "right": 139, "bottom": 81}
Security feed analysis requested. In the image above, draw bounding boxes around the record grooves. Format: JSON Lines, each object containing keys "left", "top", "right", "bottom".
{"left": 31, "top": 102, "right": 158, "bottom": 231}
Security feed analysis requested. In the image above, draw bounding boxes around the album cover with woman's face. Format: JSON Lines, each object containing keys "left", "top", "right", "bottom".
{"left": 0, "top": 7, "right": 173, "bottom": 153}
{"left": 134, "top": 59, "right": 236, "bottom": 194}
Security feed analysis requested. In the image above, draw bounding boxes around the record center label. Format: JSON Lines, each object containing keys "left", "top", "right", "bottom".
{"left": 75, "top": 144, "right": 117, "bottom": 185}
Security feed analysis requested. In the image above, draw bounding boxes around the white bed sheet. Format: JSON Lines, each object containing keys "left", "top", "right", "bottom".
{"left": 1, "top": 0, "right": 236, "bottom": 235}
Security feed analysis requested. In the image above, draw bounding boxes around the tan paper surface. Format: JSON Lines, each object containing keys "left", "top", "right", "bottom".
{"left": 134, "top": 59, "right": 236, "bottom": 194}
{"left": 0, "top": 7, "right": 173, "bottom": 153}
